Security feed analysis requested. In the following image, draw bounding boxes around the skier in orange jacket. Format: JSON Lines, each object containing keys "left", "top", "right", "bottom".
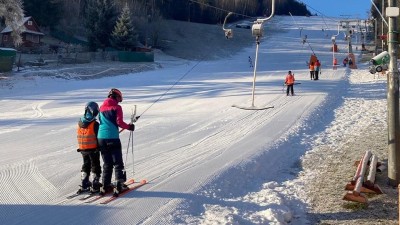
{"left": 309, "top": 62, "right": 315, "bottom": 80}
{"left": 285, "top": 71, "right": 295, "bottom": 96}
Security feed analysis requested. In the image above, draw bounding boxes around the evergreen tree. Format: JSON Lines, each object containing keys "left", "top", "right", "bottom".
{"left": 23, "top": 0, "right": 62, "bottom": 29}
{"left": 111, "top": 4, "right": 138, "bottom": 51}
{"left": 85, "top": 0, "right": 117, "bottom": 51}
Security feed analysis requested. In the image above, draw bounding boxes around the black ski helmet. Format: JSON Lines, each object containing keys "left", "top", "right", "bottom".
{"left": 84, "top": 101, "right": 99, "bottom": 121}
{"left": 108, "top": 88, "right": 123, "bottom": 102}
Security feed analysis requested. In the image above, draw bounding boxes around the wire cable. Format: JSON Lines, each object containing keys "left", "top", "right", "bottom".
{"left": 139, "top": 60, "right": 203, "bottom": 117}
{"left": 188, "top": 0, "right": 257, "bottom": 19}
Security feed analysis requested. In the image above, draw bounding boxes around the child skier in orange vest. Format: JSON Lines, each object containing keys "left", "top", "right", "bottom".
{"left": 76, "top": 101, "right": 102, "bottom": 193}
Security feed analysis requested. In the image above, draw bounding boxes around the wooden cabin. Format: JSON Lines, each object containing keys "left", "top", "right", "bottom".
{"left": 1, "top": 17, "right": 44, "bottom": 47}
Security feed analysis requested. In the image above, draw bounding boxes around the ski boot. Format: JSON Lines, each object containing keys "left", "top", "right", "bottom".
{"left": 77, "top": 172, "right": 91, "bottom": 194}
{"left": 99, "top": 184, "right": 113, "bottom": 196}
{"left": 90, "top": 174, "right": 102, "bottom": 193}
{"left": 113, "top": 180, "right": 128, "bottom": 197}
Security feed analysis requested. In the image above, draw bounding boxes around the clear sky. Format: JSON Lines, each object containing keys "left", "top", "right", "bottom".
{"left": 299, "top": 0, "right": 372, "bottom": 19}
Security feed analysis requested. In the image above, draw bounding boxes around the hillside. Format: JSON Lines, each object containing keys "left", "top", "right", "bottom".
{"left": 159, "top": 20, "right": 256, "bottom": 60}
{"left": 7, "top": 19, "right": 258, "bottom": 80}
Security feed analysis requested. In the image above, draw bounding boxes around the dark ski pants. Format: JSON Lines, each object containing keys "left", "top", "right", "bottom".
{"left": 81, "top": 151, "right": 101, "bottom": 177}
{"left": 314, "top": 70, "right": 319, "bottom": 80}
{"left": 98, "top": 139, "right": 126, "bottom": 187}
{"left": 310, "top": 71, "right": 314, "bottom": 80}
{"left": 286, "top": 84, "right": 294, "bottom": 96}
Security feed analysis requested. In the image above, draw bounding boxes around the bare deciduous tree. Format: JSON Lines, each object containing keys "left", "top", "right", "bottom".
{"left": 0, "top": 0, "right": 25, "bottom": 46}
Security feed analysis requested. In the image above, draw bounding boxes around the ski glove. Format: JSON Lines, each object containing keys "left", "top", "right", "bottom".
{"left": 128, "top": 124, "right": 135, "bottom": 131}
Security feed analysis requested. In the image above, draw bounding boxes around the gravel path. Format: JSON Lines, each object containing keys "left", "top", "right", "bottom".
{"left": 299, "top": 70, "right": 398, "bottom": 224}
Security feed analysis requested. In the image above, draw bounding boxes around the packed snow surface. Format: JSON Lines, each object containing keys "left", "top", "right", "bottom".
{"left": 0, "top": 16, "right": 378, "bottom": 224}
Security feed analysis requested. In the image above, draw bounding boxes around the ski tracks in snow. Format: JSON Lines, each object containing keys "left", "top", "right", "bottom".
{"left": 0, "top": 160, "right": 58, "bottom": 205}
{"left": 136, "top": 94, "right": 300, "bottom": 184}
{"left": 112, "top": 94, "right": 311, "bottom": 222}
{"left": 0, "top": 101, "right": 46, "bottom": 135}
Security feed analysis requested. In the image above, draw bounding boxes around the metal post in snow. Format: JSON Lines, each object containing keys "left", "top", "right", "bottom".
{"left": 331, "top": 23, "right": 340, "bottom": 67}
{"left": 386, "top": 2, "right": 400, "bottom": 186}
{"left": 374, "top": 18, "right": 378, "bottom": 55}
{"left": 249, "top": 0, "right": 275, "bottom": 108}
{"left": 251, "top": 37, "right": 260, "bottom": 107}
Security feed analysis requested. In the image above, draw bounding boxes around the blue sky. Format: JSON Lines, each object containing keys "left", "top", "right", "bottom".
{"left": 299, "top": 0, "right": 372, "bottom": 19}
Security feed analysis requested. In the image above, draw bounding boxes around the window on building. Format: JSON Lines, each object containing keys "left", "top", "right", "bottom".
{"left": 28, "top": 21, "right": 32, "bottom": 26}
{"left": 25, "top": 34, "right": 39, "bottom": 43}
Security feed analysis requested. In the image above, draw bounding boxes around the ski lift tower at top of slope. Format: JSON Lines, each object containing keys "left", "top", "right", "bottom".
{"left": 228, "top": 0, "right": 276, "bottom": 110}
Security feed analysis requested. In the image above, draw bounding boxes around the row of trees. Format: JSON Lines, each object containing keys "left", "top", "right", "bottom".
{"left": 142, "top": 0, "right": 310, "bottom": 23}
{"left": 21, "top": 0, "right": 310, "bottom": 28}
{"left": 4, "top": 0, "right": 311, "bottom": 51}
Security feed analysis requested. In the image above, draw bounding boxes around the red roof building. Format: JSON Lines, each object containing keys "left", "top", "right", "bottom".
{"left": 1, "top": 16, "right": 44, "bottom": 47}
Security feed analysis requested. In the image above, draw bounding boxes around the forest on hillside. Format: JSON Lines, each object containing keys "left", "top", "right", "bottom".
{"left": 23, "top": 0, "right": 311, "bottom": 28}
{"left": 13, "top": 0, "right": 310, "bottom": 51}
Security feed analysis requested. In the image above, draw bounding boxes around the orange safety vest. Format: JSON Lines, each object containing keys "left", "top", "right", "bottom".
{"left": 285, "top": 74, "right": 295, "bottom": 85}
{"left": 77, "top": 122, "right": 97, "bottom": 150}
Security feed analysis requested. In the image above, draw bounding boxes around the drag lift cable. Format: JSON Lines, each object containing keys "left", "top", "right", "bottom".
{"left": 222, "top": 12, "right": 233, "bottom": 39}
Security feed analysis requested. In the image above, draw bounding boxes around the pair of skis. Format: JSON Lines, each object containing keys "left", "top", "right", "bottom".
{"left": 66, "top": 179, "right": 147, "bottom": 204}
{"left": 98, "top": 179, "right": 147, "bottom": 204}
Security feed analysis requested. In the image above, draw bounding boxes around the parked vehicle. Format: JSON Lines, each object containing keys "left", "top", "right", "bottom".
{"left": 236, "top": 22, "right": 252, "bottom": 29}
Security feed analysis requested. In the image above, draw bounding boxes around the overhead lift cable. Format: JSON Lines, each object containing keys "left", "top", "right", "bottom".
{"left": 136, "top": 1, "right": 261, "bottom": 118}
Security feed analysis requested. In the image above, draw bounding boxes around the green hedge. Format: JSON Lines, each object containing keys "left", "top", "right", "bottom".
{"left": 118, "top": 51, "right": 154, "bottom": 62}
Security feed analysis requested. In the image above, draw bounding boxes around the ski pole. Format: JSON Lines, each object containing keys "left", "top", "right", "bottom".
{"left": 125, "top": 125, "right": 132, "bottom": 164}
{"left": 124, "top": 106, "right": 136, "bottom": 176}
{"left": 131, "top": 123, "right": 134, "bottom": 176}
{"left": 130, "top": 106, "right": 136, "bottom": 176}
{"left": 119, "top": 106, "right": 140, "bottom": 133}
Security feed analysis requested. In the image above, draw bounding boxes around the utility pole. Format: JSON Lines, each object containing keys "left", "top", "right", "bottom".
{"left": 375, "top": 18, "right": 378, "bottom": 54}
{"left": 382, "top": 0, "right": 385, "bottom": 50}
{"left": 386, "top": 1, "right": 400, "bottom": 186}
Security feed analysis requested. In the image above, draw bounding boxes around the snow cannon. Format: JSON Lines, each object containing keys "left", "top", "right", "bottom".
{"left": 370, "top": 51, "right": 389, "bottom": 65}
{"left": 369, "top": 51, "right": 389, "bottom": 74}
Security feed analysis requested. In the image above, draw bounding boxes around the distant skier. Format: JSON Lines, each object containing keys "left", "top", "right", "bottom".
{"left": 76, "top": 101, "right": 102, "bottom": 194}
{"left": 97, "top": 88, "right": 135, "bottom": 196}
{"left": 343, "top": 57, "right": 348, "bottom": 67}
{"left": 348, "top": 58, "right": 353, "bottom": 66}
{"left": 309, "top": 61, "right": 315, "bottom": 80}
{"left": 248, "top": 56, "right": 253, "bottom": 68}
{"left": 285, "top": 71, "right": 295, "bottom": 96}
{"left": 314, "top": 60, "right": 321, "bottom": 80}
{"left": 302, "top": 35, "right": 307, "bottom": 45}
